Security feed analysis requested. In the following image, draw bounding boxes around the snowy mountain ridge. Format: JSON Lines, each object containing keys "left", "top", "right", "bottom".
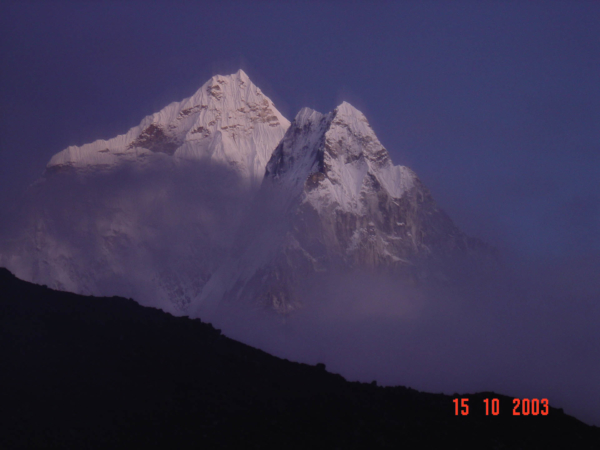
{"left": 192, "top": 99, "right": 493, "bottom": 314}
{"left": 265, "top": 102, "right": 416, "bottom": 215}
{"left": 47, "top": 69, "right": 289, "bottom": 184}
{"left": 2, "top": 70, "right": 495, "bottom": 316}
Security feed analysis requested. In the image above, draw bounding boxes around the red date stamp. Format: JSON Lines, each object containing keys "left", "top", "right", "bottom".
{"left": 512, "top": 398, "right": 549, "bottom": 416}
{"left": 453, "top": 398, "right": 549, "bottom": 416}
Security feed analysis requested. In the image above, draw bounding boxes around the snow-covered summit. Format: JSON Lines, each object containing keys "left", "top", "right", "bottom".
{"left": 46, "top": 69, "right": 290, "bottom": 183}
{"left": 202, "top": 100, "right": 493, "bottom": 314}
{"left": 265, "top": 101, "right": 415, "bottom": 214}
{"left": 3, "top": 74, "right": 495, "bottom": 317}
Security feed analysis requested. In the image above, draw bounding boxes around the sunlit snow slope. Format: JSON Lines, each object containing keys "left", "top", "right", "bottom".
{"left": 47, "top": 69, "right": 289, "bottom": 184}
{"left": 194, "top": 102, "right": 494, "bottom": 315}
{"left": 1, "top": 71, "right": 291, "bottom": 314}
{"left": 1, "top": 71, "right": 494, "bottom": 316}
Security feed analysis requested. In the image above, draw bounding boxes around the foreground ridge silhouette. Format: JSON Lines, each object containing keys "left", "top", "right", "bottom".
{"left": 1, "top": 267, "right": 598, "bottom": 449}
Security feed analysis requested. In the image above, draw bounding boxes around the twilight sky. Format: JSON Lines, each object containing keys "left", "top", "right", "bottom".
{"left": 1, "top": 0, "right": 600, "bottom": 426}
{"left": 1, "top": 1, "right": 598, "bottom": 259}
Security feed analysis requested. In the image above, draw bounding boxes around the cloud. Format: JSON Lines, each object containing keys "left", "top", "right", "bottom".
{"left": 209, "top": 251, "right": 600, "bottom": 426}
{"left": 1, "top": 157, "right": 598, "bottom": 426}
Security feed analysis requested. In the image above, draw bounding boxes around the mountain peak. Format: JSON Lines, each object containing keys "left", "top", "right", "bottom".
{"left": 201, "top": 69, "right": 252, "bottom": 96}
{"left": 213, "top": 99, "right": 495, "bottom": 314}
{"left": 330, "top": 101, "right": 375, "bottom": 143}
{"left": 294, "top": 107, "right": 325, "bottom": 127}
{"left": 45, "top": 71, "right": 290, "bottom": 182}
{"left": 7, "top": 73, "right": 498, "bottom": 318}
{"left": 235, "top": 68, "right": 249, "bottom": 79}
{"left": 264, "top": 101, "right": 413, "bottom": 216}
{"left": 334, "top": 101, "right": 362, "bottom": 116}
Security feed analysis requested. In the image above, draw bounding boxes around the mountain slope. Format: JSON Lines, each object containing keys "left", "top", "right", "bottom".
{"left": 2, "top": 267, "right": 598, "bottom": 450}
{"left": 0, "top": 71, "right": 291, "bottom": 313}
{"left": 2, "top": 71, "right": 494, "bottom": 316}
{"left": 47, "top": 69, "right": 289, "bottom": 184}
{"left": 198, "top": 103, "right": 495, "bottom": 314}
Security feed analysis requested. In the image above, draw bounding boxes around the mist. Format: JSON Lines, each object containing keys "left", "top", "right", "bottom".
{"left": 0, "top": 159, "right": 255, "bottom": 312}
{"left": 207, "top": 254, "right": 600, "bottom": 426}
{"left": 0, "top": 158, "right": 598, "bottom": 427}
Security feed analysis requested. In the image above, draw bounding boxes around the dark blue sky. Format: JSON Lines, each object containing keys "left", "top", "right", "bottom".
{"left": 1, "top": 0, "right": 599, "bottom": 258}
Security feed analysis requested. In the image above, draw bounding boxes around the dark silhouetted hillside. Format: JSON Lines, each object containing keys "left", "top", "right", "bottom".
{"left": 1, "top": 267, "right": 598, "bottom": 449}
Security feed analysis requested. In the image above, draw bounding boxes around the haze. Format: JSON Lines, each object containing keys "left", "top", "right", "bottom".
{"left": 0, "top": 0, "right": 598, "bottom": 426}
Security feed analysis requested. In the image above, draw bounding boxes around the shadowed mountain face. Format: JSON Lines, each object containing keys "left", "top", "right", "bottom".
{"left": 1, "top": 268, "right": 599, "bottom": 449}
{"left": 0, "top": 72, "right": 494, "bottom": 316}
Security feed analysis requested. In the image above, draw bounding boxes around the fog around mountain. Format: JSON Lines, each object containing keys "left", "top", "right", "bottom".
{"left": 1, "top": 153, "right": 598, "bottom": 426}
{"left": 210, "top": 251, "right": 600, "bottom": 427}
{"left": 0, "top": 67, "right": 597, "bottom": 427}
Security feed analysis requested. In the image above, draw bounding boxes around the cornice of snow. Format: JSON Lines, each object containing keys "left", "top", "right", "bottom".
{"left": 46, "top": 69, "right": 290, "bottom": 183}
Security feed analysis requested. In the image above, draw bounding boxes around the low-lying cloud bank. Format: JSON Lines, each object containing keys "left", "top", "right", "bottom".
{"left": 0, "top": 161, "right": 598, "bottom": 426}
{"left": 209, "top": 253, "right": 600, "bottom": 427}
{"left": 0, "top": 160, "right": 254, "bottom": 312}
